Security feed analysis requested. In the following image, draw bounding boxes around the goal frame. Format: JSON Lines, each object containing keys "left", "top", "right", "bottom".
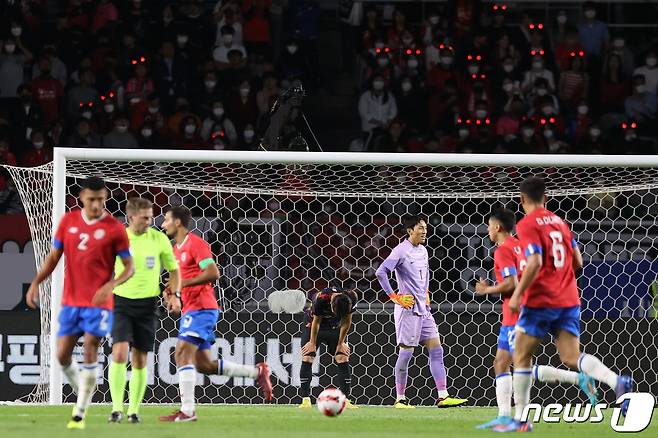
{"left": 48, "top": 147, "right": 658, "bottom": 404}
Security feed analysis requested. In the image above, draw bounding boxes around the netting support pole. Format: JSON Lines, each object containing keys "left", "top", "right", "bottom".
{"left": 48, "top": 149, "right": 66, "bottom": 405}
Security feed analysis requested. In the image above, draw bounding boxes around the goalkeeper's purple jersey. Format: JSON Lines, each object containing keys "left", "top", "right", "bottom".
{"left": 375, "top": 239, "right": 431, "bottom": 316}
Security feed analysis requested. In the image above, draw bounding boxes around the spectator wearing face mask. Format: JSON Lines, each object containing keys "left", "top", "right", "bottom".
{"left": 102, "top": 114, "right": 138, "bottom": 148}
{"left": 193, "top": 71, "right": 225, "bottom": 117}
{"left": 0, "top": 37, "right": 33, "bottom": 100}
{"left": 175, "top": 115, "right": 204, "bottom": 149}
{"left": 22, "top": 130, "right": 52, "bottom": 167}
{"left": 239, "top": 123, "right": 258, "bottom": 150}
{"left": 202, "top": 101, "right": 238, "bottom": 144}
{"left": 599, "top": 53, "right": 632, "bottom": 114}
{"left": 125, "top": 61, "right": 154, "bottom": 110}
{"left": 497, "top": 77, "right": 523, "bottom": 113}
{"left": 137, "top": 121, "right": 169, "bottom": 149}
{"left": 620, "top": 124, "right": 654, "bottom": 154}
{"left": 570, "top": 100, "right": 592, "bottom": 141}
{"left": 214, "top": 25, "right": 248, "bottom": 70}
{"left": 542, "top": 125, "right": 571, "bottom": 153}
{"left": 427, "top": 49, "right": 457, "bottom": 91}
{"left": 510, "top": 121, "right": 546, "bottom": 154}
{"left": 394, "top": 77, "right": 426, "bottom": 132}
{"left": 551, "top": 10, "right": 569, "bottom": 46}
{"left": 576, "top": 124, "right": 607, "bottom": 153}
{"left": 358, "top": 75, "right": 397, "bottom": 143}
{"left": 152, "top": 41, "right": 189, "bottom": 113}
{"left": 534, "top": 97, "right": 566, "bottom": 136}
{"left": 577, "top": 2, "right": 609, "bottom": 58}
{"left": 633, "top": 50, "right": 658, "bottom": 95}
{"left": 215, "top": 0, "right": 244, "bottom": 46}
{"left": 226, "top": 80, "right": 259, "bottom": 132}
{"left": 364, "top": 52, "right": 393, "bottom": 88}
{"left": 625, "top": 75, "right": 657, "bottom": 123}
{"left": 395, "top": 54, "right": 424, "bottom": 83}
{"left": 522, "top": 55, "right": 555, "bottom": 93}
{"left": 276, "top": 39, "right": 311, "bottom": 84}
{"left": 528, "top": 78, "right": 560, "bottom": 116}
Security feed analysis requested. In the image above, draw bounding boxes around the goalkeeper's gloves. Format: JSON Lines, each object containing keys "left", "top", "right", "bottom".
{"left": 390, "top": 293, "right": 415, "bottom": 309}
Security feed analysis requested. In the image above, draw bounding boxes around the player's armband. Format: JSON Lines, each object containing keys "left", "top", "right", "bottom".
{"left": 571, "top": 239, "right": 577, "bottom": 249}
{"left": 524, "top": 243, "right": 542, "bottom": 257}
{"left": 52, "top": 238, "right": 63, "bottom": 250}
{"left": 501, "top": 266, "right": 518, "bottom": 278}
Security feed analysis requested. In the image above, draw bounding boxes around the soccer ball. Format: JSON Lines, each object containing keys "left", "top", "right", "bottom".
{"left": 317, "top": 388, "right": 346, "bottom": 417}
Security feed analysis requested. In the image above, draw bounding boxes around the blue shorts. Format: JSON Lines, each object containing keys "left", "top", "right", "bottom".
{"left": 515, "top": 306, "right": 580, "bottom": 339}
{"left": 498, "top": 325, "right": 516, "bottom": 353}
{"left": 57, "top": 306, "right": 113, "bottom": 338}
{"left": 178, "top": 309, "right": 220, "bottom": 350}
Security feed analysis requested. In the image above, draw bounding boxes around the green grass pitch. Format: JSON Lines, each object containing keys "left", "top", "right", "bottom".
{"left": 0, "top": 405, "right": 656, "bottom": 437}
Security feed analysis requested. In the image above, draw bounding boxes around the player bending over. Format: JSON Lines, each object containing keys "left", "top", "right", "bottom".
{"left": 494, "top": 177, "right": 633, "bottom": 433}
{"left": 158, "top": 206, "right": 272, "bottom": 422}
{"left": 375, "top": 216, "right": 467, "bottom": 408}
{"left": 299, "top": 286, "right": 358, "bottom": 409}
{"left": 108, "top": 198, "right": 181, "bottom": 423}
{"left": 475, "top": 208, "right": 596, "bottom": 429}
{"left": 27, "top": 177, "right": 134, "bottom": 429}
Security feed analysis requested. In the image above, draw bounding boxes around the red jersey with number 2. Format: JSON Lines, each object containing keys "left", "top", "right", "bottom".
{"left": 494, "top": 235, "right": 522, "bottom": 326}
{"left": 53, "top": 210, "right": 131, "bottom": 310}
{"left": 516, "top": 207, "right": 580, "bottom": 309}
{"left": 173, "top": 232, "right": 219, "bottom": 313}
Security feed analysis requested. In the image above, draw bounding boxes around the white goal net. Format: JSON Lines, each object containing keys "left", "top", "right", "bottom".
{"left": 4, "top": 150, "right": 658, "bottom": 407}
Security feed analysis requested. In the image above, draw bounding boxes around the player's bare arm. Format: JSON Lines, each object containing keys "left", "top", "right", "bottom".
{"left": 91, "top": 255, "right": 135, "bottom": 306}
{"left": 572, "top": 246, "right": 584, "bottom": 272}
{"left": 165, "top": 269, "right": 182, "bottom": 314}
{"left": 509, "top": 253, "right": 541, "bottom": 313}
{"left": 475, "top": 275, "right": 516, "bottom": 296}
{"left": 180, "top": 262, "right": 220, "bottom": 288}
{"left": 337, "top": 313, "right": 352, "bottom": 356}
{"left": 26, "top": 247, "right": 63, "bottom": 309}
{"left": 302, "top": 315, "right": 321, "bottom": 355}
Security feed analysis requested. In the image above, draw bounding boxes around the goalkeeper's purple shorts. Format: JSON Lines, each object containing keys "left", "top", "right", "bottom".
{"left": 394, "top": 306, "right": 439, "bottom": 347}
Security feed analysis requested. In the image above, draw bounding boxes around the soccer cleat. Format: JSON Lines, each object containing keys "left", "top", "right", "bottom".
{"left": 345, "top": 400, "right": 359, "bottom": 409}
{"left": 437, "top": 396, "right": 468, "bottom": 408}
{"left": 298, "top": 397, "right": 312, "bottom": 408}
{"left": 493, "top": 419, "right": 534, "bottom": 433}
{"left": 476, "top": 416, "right": 513, "bottom": 429}
{"left": 66, "top": 415, "right": 85, "bottom": 430}
{"left": 578, "top": 373, "right": 598, "bottom": 406}
{"left": 615, "top": 375, "right": 634, "bottom": 416}
{"left": 127, "top": 413, "right": 142, "bottom": 424}
{"left": 158, "top": 410, "right": 197, "bottom": 422}
{"left": 256, "top": 362, "right": 273, "bottom": 401}
{"left": 108, "top": 411, "right": 123, "bottom": 423}
{"left": 394, "top": 399, "right": 416, "bottom": 409}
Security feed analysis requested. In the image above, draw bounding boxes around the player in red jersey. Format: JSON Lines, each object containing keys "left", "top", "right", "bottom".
{"left": 26, "top": 177, "right": 134, "bottom": 430}
{"left": 495, "top": 177, "right": 633, "bottom": 433}
{"left": 476, "top": 208, "right": 596, "bottom": 430}
{"left": 158, "top": 206, "right": 272, "bottom": 422}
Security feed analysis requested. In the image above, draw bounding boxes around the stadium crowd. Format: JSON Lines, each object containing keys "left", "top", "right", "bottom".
{"left": 0, "top": 1, "right": 658, "bottom": 211}
{"left": 350, "top": 1, "right": 658, "bottom": 153}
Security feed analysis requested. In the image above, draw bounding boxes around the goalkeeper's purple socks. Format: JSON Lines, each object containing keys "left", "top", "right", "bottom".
{"left": 394, "top": 349, "right": 413, "bottom": 397}
{"left": 429, "top": 346, "right": 448, "bottom": 397}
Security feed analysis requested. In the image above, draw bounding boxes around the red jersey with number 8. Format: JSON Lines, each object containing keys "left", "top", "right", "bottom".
{"left": 516, "top": 207, "right": 580, "bottom": 308}
{"left": 53, "top": 210, "right": 131, "bottom": 310}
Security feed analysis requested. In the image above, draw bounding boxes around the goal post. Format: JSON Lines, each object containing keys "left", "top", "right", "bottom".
{"left": 5, "top": 148, "right": 658, "bottom": 406}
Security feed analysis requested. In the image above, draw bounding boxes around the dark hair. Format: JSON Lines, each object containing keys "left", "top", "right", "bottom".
{"left": 520, "top": 176, "right": 546, "bottom": 203}
{"left": 168, "top": 205, "right": 191, "bottom": 228}
{"left": 220, "top": 25, "right": 235, "bottom": 35}
{"left": 403, "top": 215, "right": 425, "bottom": 232}
{"left": 489, "top": 208, "right": 516, "bottom": 233}
{"left": 81, "top": 176, "right": 105, "bottom": 191}
{"left": 331, "top": 294, "right": 352, "bottom": 320}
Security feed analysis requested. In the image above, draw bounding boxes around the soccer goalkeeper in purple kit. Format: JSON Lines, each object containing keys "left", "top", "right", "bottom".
{"left": 376, "top": 216, "right": 468, "bottom": 408}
